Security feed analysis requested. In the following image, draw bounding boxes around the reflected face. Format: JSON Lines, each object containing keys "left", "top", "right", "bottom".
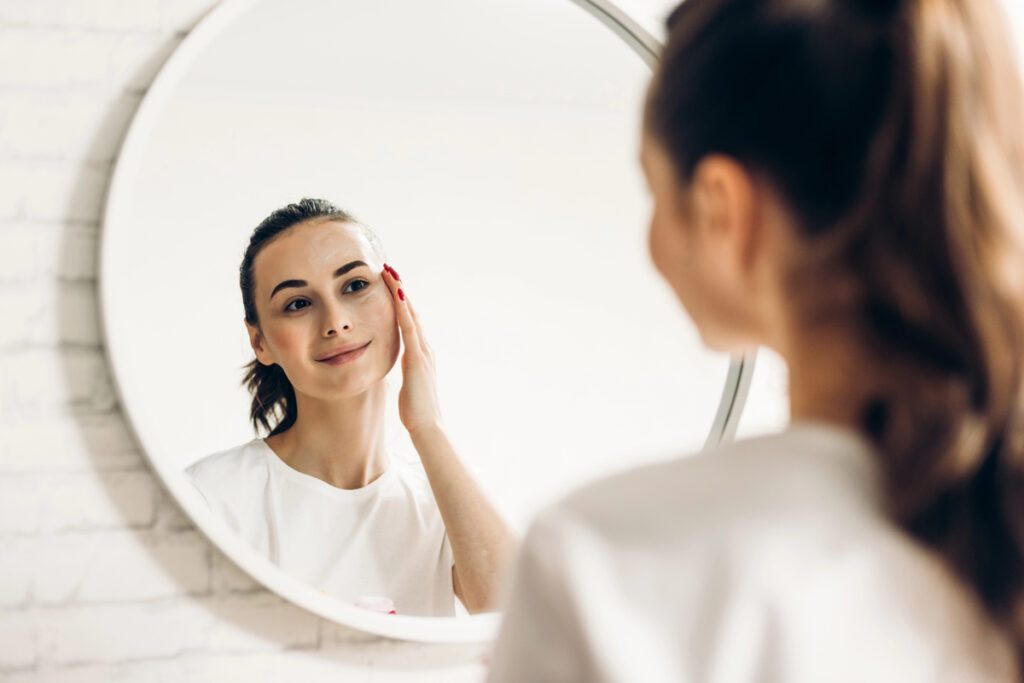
{"left": 246, "top": 220, "right": 400, "bottom": 400}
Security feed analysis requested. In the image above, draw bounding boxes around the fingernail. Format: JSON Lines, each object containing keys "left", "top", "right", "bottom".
{"left": 389, "top": 266, "right": 401, "bottom": 281}
{"left": 398, "top": 288, "right": 406, "bottom": 301}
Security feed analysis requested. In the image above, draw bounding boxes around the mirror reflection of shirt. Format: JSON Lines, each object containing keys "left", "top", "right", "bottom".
{"left": 185, "top": 438, "right": 455, "bottom": 616}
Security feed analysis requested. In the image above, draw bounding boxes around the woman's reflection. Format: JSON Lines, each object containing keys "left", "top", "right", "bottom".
{"left": 186, "top": 198, "right": 512, "bottom": 616}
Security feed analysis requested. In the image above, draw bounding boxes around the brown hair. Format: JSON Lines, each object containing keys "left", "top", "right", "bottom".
{"left": 239, "top": 198, "right": 386, "bottom": 435}
{"left": 646, "top": 0, "right": 1024, "bottom": 662}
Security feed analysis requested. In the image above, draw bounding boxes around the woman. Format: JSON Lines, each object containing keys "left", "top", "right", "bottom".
{"left": 187, "top": 198, "right": 512, "bottom": 616}
{"left": 489, "top": 0, "right": 1023, "bottom": 678}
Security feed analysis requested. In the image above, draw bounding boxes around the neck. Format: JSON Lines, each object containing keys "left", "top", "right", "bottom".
{"left": 774, "top": 317, "right": 883, "bottom": 434}
{"left": 265, "top": 381, "right": 390, "bottom": 489}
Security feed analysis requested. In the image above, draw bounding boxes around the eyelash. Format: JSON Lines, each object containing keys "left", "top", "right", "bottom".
{"left": 283, "top": 279, "right": 370, "bottom": 312}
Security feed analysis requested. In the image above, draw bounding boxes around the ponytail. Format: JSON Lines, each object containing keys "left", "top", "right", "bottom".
{"left": 242, "top": 360, "right": 297, "bottom": 436}
{"left": 855, "top": 0, "right": 1024, "bottom": 649}
{"left": 647, "top": 0, "right": 1024, "bottom": 660}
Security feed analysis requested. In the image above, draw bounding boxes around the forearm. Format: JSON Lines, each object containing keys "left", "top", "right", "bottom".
{"left": 409, "top": 423, "right": 517, "bottom": 612}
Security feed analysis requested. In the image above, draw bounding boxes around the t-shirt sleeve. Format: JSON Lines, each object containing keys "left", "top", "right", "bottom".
{"left": 486, "top": 494, "right": 782, "bottom": 682}
{"left": 183, "top": 461, "right": 213, "bottom": 506}
{"left": 182, "top": 453, "right": 246, "bottom": 535}
{"left": 486, "top": 512, "right": 599, "bottom": 682}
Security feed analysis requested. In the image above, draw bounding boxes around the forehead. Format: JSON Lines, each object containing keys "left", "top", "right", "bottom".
{"left": 253, "top": 220, "right": 374, "bottom": 287}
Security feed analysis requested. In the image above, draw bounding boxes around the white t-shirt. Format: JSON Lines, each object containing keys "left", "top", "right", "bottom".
{"left": 186, "top": 438, "right": 456, "bottom": 616}
{"left": 487, "top": 420, "right": 1016, "bottom": 682}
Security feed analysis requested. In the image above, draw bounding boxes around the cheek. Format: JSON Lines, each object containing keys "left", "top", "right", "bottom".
{"left": 366, "top": 293, "right": 400, "bottom": 348}
{"left": 647, "top": 207, "right": 686, "bottom": 282}
{"left": 379, "top": 302, "right": 402, "bottom": 369}
{"left": 647, "top": 206, "right": 706, "bottom": 317}
{"left": 647, "top": 212, "right": 670, "bottom": 275}
{"left": 265, "top": 323, "right": 304, "bottom": 358}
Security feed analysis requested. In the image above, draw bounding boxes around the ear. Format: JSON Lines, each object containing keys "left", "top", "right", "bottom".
{"left": 691, "top": 154, "right": 759, "bottom": 279}
{"left": 245, "top": 320, "right": 275, "bottom": 366}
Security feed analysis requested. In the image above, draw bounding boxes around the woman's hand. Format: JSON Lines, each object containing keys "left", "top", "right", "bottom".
{"left": 381, "top": 264, "right": 514, "bottom": 612}
{"left": 381, "top": 264, "right": 443, "bottom": 438}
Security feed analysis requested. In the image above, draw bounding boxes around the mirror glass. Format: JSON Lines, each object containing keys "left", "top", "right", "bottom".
{"left": 102, "top": 0, "right": 757, "bottom": 638}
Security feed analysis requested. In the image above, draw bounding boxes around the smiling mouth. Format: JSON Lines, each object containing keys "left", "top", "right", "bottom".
{"left": 317, "top": 341, "right": 371, "bottom": 364}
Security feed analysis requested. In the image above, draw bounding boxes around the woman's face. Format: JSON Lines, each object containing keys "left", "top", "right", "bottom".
{"left": 245, "top": 220, "right": 400, "bottom": 401}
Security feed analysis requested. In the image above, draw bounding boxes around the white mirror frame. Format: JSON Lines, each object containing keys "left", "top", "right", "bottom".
{"left": 99, "top": 0, "right": 756, "bottom": 643}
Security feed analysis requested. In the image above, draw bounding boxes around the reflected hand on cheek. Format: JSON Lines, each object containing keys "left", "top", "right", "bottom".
{"left": 381, "top": 265, "right": 441, "bottom": 436}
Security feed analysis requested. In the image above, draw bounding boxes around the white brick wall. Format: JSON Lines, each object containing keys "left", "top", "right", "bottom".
{"left": 0, "top": 1, "right": 488, "bottom": 679}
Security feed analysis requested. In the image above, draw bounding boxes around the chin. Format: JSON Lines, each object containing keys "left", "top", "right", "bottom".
{"left": 305, "top": 364, "right": 385, "bottom": 397}
{"left": 340, "top": 363, "right": 387, "bottom": 386}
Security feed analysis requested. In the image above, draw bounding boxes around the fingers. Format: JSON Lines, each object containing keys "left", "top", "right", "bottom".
{"left": 382, "top": 264, "right": 423, "bottom": 355}
{"left": 383, "top": 265, "right": 435, "bottom": 360}
{"left": 406, "top": 297, "right": 433, "bottom": 359}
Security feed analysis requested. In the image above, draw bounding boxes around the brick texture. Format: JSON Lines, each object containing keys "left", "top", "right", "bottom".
{"left": 0, "top": 1, "right": 489, "bottom": 679}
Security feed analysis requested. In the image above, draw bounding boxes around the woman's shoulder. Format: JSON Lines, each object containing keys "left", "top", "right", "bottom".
{"left": 185, "top": 438, "right": 270, "bottom": 493}
{"left": 539, "top": 421, "right": 882, "bottom": 549}
{"left": 388, "top": 456, "right": 444, "bottom": 508}
{"left": 506, "top": 424, "right": 1016, "bottom": 681}
{"left": 521, "top": 422, "right": 1016, "bottom": 679}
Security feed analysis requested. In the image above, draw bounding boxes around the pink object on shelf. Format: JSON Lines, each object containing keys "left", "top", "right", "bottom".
{"left": 354, "top": 595, "right": 397, "bottom": 614}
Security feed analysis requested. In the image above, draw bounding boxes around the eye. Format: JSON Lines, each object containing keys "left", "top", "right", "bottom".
{"left": 284, "top": 299, "right": 310, "bottom": 312}
{"left": 344, "top": 279, "right": 370, "bottom": 294}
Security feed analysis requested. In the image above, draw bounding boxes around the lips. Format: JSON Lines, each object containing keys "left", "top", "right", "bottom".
{"left": 316, "top": 341, "right": 371, "bottom": 362}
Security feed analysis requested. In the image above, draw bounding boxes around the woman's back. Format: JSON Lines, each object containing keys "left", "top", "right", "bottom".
{"left": 488, "top": 0, "right": 1024, "bottom": 675}
{"left": 489, "top": 423, "right": 1015, "bottom": 682}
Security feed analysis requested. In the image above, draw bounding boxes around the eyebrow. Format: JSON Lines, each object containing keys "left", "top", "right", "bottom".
{"left": 269, "top": 260, "right": 368, "bottom": 300}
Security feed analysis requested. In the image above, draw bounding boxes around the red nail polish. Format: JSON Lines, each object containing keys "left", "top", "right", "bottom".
{"left": 390, "top": 266, "right": 401, "bottom": 281}
{"left": 398, "top": 288, "right": 406, "bottom": 301}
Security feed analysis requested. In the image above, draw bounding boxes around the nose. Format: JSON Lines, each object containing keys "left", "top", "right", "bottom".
{"left": 321, "top": 300, "right": 352, "bottom": 337}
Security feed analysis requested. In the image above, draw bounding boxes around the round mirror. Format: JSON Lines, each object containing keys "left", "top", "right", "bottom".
{"left": 101, "top": 0, "right": 760, "bottom": 641}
